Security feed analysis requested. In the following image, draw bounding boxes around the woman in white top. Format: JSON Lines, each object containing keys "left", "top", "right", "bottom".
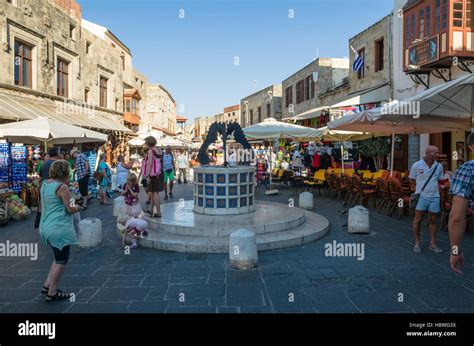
{"left": 116, "top": 155, "right": 133, "bottom": 189}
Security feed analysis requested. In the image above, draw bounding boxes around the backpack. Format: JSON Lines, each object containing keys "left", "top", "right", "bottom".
{"left": 93, "top": 169, "right": 102, "bottom": 182}
{"left": 144, "top": 149, "right": 162, "bottom": 177}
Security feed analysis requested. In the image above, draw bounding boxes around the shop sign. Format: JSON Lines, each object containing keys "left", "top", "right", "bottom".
{"left": 408, "top": 35, "right": 439, "bottom": 67}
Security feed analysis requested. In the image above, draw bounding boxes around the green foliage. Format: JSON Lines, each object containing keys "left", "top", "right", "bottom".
{"left": 357, "top": 137, "right": 390, "bottom": 170}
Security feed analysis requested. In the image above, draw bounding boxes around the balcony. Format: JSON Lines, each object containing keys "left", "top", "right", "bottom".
{"left": 124, "top": 112, "right": 140, "bottom": 125}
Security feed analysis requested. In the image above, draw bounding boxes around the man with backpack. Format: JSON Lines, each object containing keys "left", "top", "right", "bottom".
{"left": 162, "top": 145, "right": 175, "bottom": 200}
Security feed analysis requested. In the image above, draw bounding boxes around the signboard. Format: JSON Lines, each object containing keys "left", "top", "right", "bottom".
{"left": 408, "top": 35, "right": 439, "bottom": 68}
{"left": 10, "top": 146, "right": 27, "bottom": 184}
{"left": 0, "top": 143, "right": 9, "bottom": 183}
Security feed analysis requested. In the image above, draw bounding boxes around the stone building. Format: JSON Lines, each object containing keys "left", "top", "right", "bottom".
{"left": 0, "top": 0, "right": 153, "bottom": 164}
{"left": 193, "top": 115, "right": 216, "bottom": 142}
{"left": 140, "top": 83, "right": 177, "bottom": 136}
{"left": 240, "top": 84, "right": 282, "bottom": 128}
{"left": 281, "top": 58, "right": 349, "bottom": 126}
{"left": 0, "top": 0, "right": 178, "bottom": 165}
{"left": 327, "top": 14, "right": 393, "bottom": 116}
{"left": 223, "top": 104, "right": 240, "bottom": 124}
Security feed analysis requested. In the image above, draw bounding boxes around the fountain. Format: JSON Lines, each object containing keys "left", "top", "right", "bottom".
{"left": 116, "top": 122, "right": 330, "bottom": 253}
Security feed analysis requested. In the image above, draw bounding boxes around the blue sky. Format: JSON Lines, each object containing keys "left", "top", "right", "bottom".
{"left": 78, "top": 0, "right": 393, "bottom": 120}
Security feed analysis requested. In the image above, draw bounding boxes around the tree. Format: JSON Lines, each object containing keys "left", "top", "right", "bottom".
{"left": 357, "top": 137, "right": 390, "bottom": 170}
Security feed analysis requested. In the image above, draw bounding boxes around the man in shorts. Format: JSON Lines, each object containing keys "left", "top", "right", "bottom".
{"left": 409, "top": 145, "right": 444, "bottom": 253}
{"left": 162, "top": 145, "right": 175, "bottom": 200}
{"left": 71, "top": 148, "right": 90, "bottom": 209}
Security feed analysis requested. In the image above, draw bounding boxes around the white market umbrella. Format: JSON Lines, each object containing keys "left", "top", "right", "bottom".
{"left": 128, "top": 137, "right": 145, "bottom": 147}
{"left": 243, "top": 118, "right": 324, "bottom": 141}
{"left": 317, "top": 127, "right": 387, "bottom": 174}
{"left": 0, "top": 117, "right": 107, "bottom": 148}
{"left": 244, "top": 118, "right": 324, "bottom": 188}
{"left": 156, "top": 136, "right": 189, "bottom": 148}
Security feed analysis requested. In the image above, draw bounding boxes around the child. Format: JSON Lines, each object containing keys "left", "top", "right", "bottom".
{"left": 121, "top": 173, "right": 141, "bottom": 217}
{"left": 117, "top": 214, "right": 149, "bottom": 249}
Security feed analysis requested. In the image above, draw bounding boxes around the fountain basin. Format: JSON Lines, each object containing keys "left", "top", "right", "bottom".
{"left": 193, "top": 166, "right": 256, "bottom": 215}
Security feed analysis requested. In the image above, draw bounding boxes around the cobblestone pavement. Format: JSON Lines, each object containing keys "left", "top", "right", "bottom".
{"left": 0, "top": 182, "right": 473, "bottom": 313}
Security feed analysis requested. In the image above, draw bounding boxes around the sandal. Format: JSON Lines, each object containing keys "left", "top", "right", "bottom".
{"left": 45, "top": 290, "right": 72, "bottom": 302}
{"left": 143, "top": 208, "right": 153, "bottom": 215}
{"left": 40, "top": 286, "right": 49, "bottom": 295}
{"left": 429, "top": 245, "right": 443, "bottom": 253}
{"left": 169, "top": 193, "right": 174, "bottom": 199}
{"left": 164, "top": 195, "right": 169, "bottom": 200}
{"left": 150, "top": 213, "right": 161, "bottom": 218}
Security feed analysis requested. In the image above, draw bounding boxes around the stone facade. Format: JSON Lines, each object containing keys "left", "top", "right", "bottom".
{"left": 140, "top": 84, "right": 176, "bottom": 134}
{"left": 223, "top": 104, "right": 240, "bottom": 124}
{"left": 347, "top": 14, "right": 392, "bottom": 99}
{"left": 193, "top": 115, "right": 216, "bottom": 141}
{"left": 240, "top": 84, "right": 282, "bottom": 127}
{"left": 281, "top": 58, "right": 349, "bottom": 120}
{"left": 0, "top": 0, "right": 176, "bottom": 138}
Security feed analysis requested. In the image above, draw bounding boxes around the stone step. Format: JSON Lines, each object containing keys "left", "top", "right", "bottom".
{"left": 144, "top": 200, "right": 306, "bottom": 236}
{"left": 117, "top": 211, "right": 329, "bottom": 254}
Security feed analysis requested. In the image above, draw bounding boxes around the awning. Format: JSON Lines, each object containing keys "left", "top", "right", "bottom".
{"left": 282, "top": 106, "right": 326, "bottom": 121}
{"left": 330, "top": 83, "right": 391, "bottom": 108}
{"left": 0, "top": 92, "right": 132, "bottom": 132}
{"left": 152, "top": 126, "right": 176, "bottom": 136}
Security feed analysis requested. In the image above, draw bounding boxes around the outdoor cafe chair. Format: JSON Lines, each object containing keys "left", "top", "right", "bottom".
{"left": 325, "top": 171, "right": 337, "bottom": 198}
{"left": 376, "top": 178, "right": 392, "bottom": 215}
{"left": 303, "top": 169, "right": 326, "bottom": 195}
{"left": 351, "top": 174, "right": 377, "bottom": 208}
{"left": 342, "top": 174, "right": 354, "bottom": 205}
{"left": 387, "top": 177, "right": 410, "bottom": 219}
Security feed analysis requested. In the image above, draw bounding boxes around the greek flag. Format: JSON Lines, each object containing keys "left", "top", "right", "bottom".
{"left": 352, "top": 52, "right": 364, "bottom": 72}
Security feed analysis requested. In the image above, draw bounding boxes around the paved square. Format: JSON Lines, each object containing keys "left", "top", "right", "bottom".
{"left": 0, "top": 183, "right": 473, "bottom": 313}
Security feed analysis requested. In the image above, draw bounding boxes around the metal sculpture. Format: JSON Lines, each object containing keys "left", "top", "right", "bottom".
{"left": 197, "top": 122, "right": 252, "bottom": 166}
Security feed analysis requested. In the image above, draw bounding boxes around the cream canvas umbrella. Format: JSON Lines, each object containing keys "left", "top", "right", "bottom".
{"left": 317, "top": 126, "right": 388, "bottom": 174}
{"left": 243, "top": 118, "right": 324, "bottom": 141}
{"left": 0, "top": 117, "right": 107, "bottom": 149}
{"left": 327, "top": 106, "right": 466, "bottom": 175}
{"left": 244, "top": 118, "right": 325, "bottom": 189}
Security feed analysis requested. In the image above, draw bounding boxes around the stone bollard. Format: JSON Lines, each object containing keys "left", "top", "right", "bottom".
{"left": 77, "top": 218, "right": 102, "bottom": 248}
{"left": 229, "top": 229, "right": 258, "bottom": 270}
{"left": 113, "top": 196, "right": 125, "bottom": 217}
{"left": 348, "top": 206, "right": 370, "bottom": 234}
{"left": 299, "top": 191, "right": 313, "bottom": 210}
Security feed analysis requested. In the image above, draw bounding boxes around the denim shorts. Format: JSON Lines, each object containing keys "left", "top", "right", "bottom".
{"left": 416, "top": 195, "right": 440, "bottom": 214}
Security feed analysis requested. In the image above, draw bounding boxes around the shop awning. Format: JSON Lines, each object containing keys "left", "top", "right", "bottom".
{"left": 330, "top": 83, "right": 391, "bottom": 108}
{"left": 282, "top": 106, "right": 326, "bottom": 121}
{"left": 0, "top": 92, "right": 131, "bottom": 132}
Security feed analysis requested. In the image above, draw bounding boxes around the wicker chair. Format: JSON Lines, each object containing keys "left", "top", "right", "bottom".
{"left": 376, "top": 179, "right": 392, "bottom": 215}
{"left": 352, "top": 174, "right": 376, "bottom": 208}
{"left": 342, "top": 174, "right": 355, "bottom": 205}
{"left": 387, "top": 177, "right": 410, "bottom": 219}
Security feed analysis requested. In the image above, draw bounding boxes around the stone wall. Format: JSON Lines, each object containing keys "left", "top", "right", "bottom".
{"left": 348, "top": 14, "right": 392, "bottom": 95}
{"left": 141, "top": 83, "right": 176, "bottom": 134}
{"left": 240, "top": 84, "right": 282, "bottom": 127}
{"left": 223, "top": 105, "right": 240, "bottom": 124}
{"left": 281, "top": 58, "right": 349, "bottom": 119}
